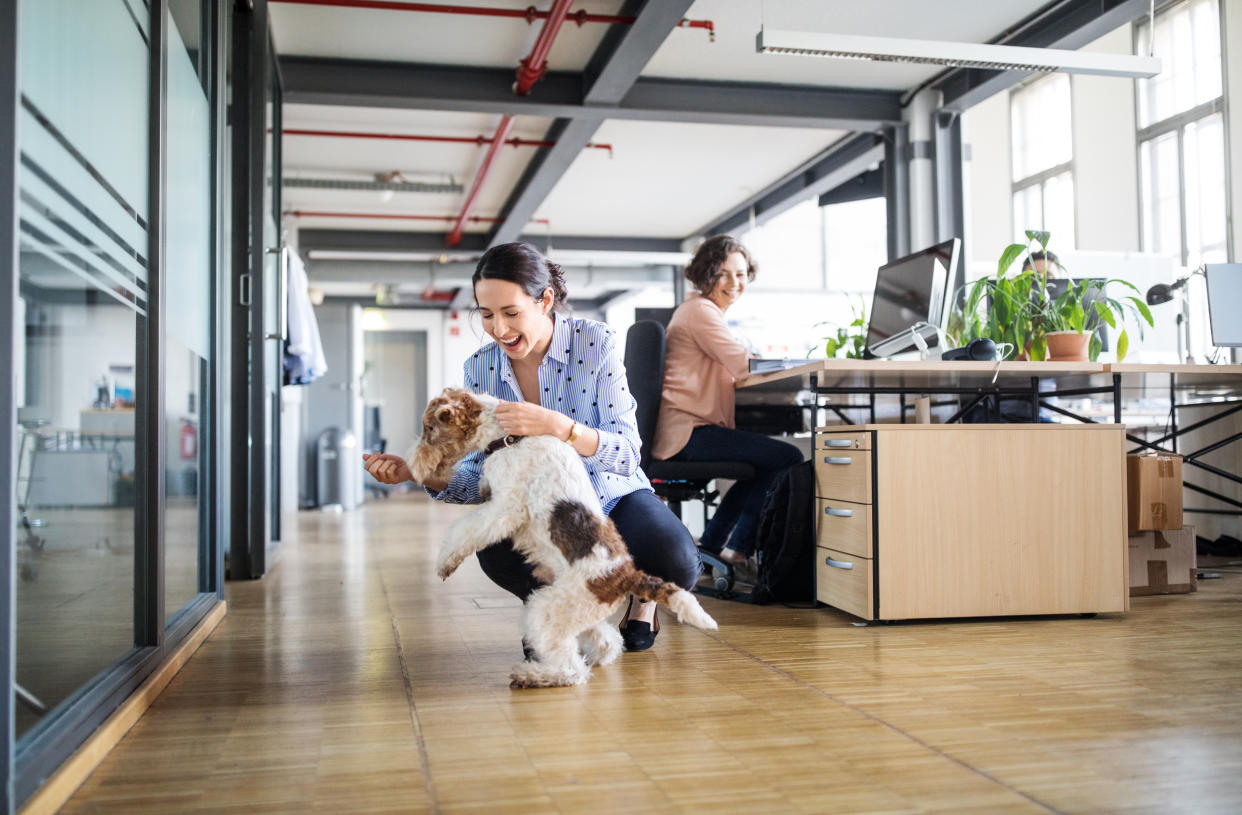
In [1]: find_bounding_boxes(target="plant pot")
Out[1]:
[1045,330,1090,361]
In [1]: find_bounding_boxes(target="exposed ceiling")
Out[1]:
[268,0,1130,303]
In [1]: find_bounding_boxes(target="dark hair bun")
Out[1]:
[473,242,570,308]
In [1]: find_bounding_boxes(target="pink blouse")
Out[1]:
[652,293,751,460]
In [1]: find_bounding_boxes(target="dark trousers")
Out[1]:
[667,425,803,557]
[476,489,700,601]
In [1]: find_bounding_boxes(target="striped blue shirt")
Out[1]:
[431,310,652,513]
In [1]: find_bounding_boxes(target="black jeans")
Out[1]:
[476,489,700,601]
[667,425,803,557]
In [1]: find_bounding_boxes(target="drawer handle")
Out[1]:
[825,557,854,570]
[824,507,854,517]
[825,439,853,448]
[823,456,853,465]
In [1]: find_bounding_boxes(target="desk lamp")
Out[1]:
[1146,267,1204,363]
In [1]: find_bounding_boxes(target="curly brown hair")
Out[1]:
[684,235,758,295]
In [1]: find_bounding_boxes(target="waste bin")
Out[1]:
[316,427,359,510]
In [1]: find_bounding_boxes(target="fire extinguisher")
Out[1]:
[180,419,197,460]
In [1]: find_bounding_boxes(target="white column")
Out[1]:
[904,88,940,250]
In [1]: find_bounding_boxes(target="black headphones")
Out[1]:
[941,337,997,361]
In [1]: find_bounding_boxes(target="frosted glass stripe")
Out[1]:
[165,17,212,361]
[20,107,148,260]
[20,193,148,308]
[18,227,147,316]
[20,0,149,221]
[20,162,146,284]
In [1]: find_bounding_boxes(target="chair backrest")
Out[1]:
[623,320,666,470]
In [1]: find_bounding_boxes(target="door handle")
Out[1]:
[824,557,854,570]
[823,456,852,464]
[824,507,854,517]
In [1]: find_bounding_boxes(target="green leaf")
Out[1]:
[1089,333,1102,362]
[997,243,1027,276]
[1127,296,1155,327]
[1116,329,1130,362]
[1094,300,1116,328]
[1025,230,1051,251]
[824,338,840,358]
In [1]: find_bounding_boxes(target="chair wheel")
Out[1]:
[714,576,730,591]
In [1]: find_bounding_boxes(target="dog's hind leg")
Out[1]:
[437,505,523,580]
[578,618,623,667]
[510,587,595,688]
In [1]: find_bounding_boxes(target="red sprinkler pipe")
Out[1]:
[513,0,573,96]
[445,1,570,246]
[267,1,716,40]
[284,209,550,226]
[281,127,613,156]
[445,114,514,247]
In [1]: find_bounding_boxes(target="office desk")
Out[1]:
[737,359,1116,424]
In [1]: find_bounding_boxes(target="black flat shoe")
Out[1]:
[619,597,660,652]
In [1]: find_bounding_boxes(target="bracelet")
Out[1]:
[565,421,581,444]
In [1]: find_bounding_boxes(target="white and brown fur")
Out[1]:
[409,387,717,688]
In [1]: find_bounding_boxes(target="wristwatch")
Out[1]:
[565,422,582,443]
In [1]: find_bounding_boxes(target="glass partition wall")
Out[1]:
[3,1,242,809]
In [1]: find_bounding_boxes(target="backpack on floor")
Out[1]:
[750,460,816,605]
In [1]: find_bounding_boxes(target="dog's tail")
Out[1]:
[623,571,717,631]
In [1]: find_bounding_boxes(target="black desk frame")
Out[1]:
[805,370,1240,519]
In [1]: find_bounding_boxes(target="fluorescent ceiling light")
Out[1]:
[756,29,1161,78]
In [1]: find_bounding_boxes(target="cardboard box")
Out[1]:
[1126,453,1183,534]
[1128,526,1197,596]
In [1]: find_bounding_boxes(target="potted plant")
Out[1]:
[815,297,867,359]
[949,230,1154,361]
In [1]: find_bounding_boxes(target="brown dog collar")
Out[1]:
[483,434,524,456]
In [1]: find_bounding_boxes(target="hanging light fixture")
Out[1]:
[755,29,1161,78]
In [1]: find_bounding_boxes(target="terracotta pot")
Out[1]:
[1045,330,1090,361]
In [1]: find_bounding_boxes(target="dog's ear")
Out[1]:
[436,406,453,424]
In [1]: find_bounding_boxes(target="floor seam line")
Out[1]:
[379,569,442,814]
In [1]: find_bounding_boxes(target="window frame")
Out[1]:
[1008,73,1077,246]
[1133,0,1233,265]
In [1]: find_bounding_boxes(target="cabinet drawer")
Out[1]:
[815,431,870,451]
[816,546,874,620]
[814,450,871,503]
[816,499,872,558]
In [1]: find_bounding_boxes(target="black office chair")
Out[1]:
[624,320,756,591]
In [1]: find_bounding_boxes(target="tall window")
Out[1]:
[1010,74,1075,247]
[1136,0,1227,266]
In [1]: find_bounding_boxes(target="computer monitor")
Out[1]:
[1205,263,1242,347]
[864,238,960,359]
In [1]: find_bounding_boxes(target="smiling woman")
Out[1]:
[654,235,804,577]
[363,242,702,654]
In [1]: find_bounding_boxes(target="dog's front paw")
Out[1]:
[435,550,465,580]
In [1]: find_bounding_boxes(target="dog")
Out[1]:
[409,387,718,688]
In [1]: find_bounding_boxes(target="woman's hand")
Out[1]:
[363,453,414,485]
[494,400,571,439]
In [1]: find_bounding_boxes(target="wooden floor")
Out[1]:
[60,493,1242,814]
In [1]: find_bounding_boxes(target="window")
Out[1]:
[1136,0,1228,266]
[1010,74,1075,248]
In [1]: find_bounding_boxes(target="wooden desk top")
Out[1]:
[736,359,1106,392]
[1106,363,1242,394]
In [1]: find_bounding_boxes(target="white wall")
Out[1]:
[963,91,1012,280]
[1072,25,1142,253]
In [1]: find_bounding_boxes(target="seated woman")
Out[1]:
[652,235,803,580]
[364,242,699,652]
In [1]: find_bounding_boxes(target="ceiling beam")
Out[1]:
[280,56,904,130]
[695,133,885,238]
[297,228,682,255]
[488,0,695,246]
[935,0,1151,112]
